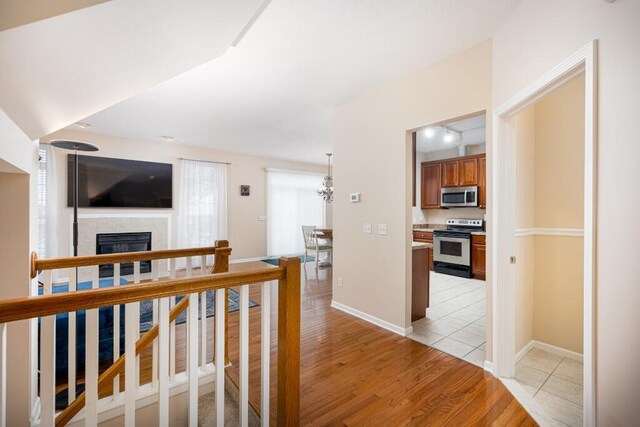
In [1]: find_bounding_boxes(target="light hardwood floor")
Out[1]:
[223,261,536,425]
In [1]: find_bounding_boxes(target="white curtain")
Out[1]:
[37,144,58,260]
[267,168,326,256]
[178,159,227,267]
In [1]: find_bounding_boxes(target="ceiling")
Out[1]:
[69,0,521,164]
[0,0,268,139]
[416,114,486,153]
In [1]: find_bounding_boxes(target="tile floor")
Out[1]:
[408,271,487,367]
[515,347,584,427]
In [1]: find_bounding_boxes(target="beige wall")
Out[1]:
[494,0,640,422]
[333,40,492,331]
[41,129,327,261]
[532,75,584,354]
[0,0,110,32]
[515,106,535,353]
[514,76,585,355]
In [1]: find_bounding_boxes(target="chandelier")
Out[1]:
[317,153,333,202]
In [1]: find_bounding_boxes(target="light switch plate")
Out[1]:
[350,192,361,203]
[258,215,267,221]
[363,223,372,234]
[378,224,387,235]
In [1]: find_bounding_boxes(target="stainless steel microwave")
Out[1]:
[440,186,478,208]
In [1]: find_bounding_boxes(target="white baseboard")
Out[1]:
[517,340,583,363]
[483,360,494,374]
[330,300,412,337]
[230,256,269,264]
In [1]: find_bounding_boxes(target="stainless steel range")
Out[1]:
[433,218,484,278]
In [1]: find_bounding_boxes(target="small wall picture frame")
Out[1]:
[240,185,250,196]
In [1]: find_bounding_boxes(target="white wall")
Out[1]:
[493,0,640,423]
[0,108,39,425]
[333,40,492,330]
[41,129,328,261]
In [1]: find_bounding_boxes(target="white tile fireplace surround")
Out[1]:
[71,214,171,282]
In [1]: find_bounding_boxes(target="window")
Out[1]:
[177,159,227,267]
[267,169,326,256]
[37,144,57,259]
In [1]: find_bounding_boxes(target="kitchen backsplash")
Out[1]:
[413,207,486,225]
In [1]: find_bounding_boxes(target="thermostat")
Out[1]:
[350,192,361,203]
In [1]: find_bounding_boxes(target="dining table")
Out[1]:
[314,228,333,241]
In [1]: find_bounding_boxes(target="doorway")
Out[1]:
[492,42,597,426]
[408,112,489,367]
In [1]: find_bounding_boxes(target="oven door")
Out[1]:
[433,234,471,266]
[440,186,478,207]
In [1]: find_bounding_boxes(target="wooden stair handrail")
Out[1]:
[30,245,226,278]
[55,240,232,426]
[0,267,284,324]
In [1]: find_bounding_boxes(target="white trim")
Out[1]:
[330,300,412,336]
[515,340,535,363]
[483,360,493,373]
[519,340,584,363]
[514,228,584,238]
[230,256,270,264]
[492,40,597,427]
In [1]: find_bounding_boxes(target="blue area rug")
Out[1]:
[261,255,314,266]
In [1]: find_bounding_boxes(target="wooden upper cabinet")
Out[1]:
[478,156,486,208]
[421,163,441,209]
[441,160,459,187]
[458,158,478,186]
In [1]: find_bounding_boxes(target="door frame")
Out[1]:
[491,41,597,426]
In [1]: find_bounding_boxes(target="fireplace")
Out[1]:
[96,232,152,278]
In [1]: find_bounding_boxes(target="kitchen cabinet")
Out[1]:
[412,245,430,322]
[441,160,460,187]
[478,156,486,209]
[420,153,486,206]
[458,158,479,186]
[471,234,486,280]
[413,230,434,271]
[421,163,441,209]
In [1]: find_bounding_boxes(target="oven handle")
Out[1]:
[434,236,470,243]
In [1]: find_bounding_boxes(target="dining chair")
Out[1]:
[302,225,332,270]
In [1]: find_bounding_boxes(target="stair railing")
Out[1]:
[0,242,301,427]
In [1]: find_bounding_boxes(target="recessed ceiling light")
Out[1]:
[424,127,435,138]
[75,122,91,129]
[444,131,455,143]
[161,136,175,142]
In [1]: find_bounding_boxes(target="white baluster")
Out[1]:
[39,270,55,427]
[0,323,6,427]
[134,261,141,391]
[113,263,121,401]
[152,260,159,389]
[261,281,271,427]
[200,255,208,371]
[187,293,198,427]
[125,262,141,426]
[158,297,170,427]
[85,267,100,426]
[169,259,176,381]
[68,268,77,405]
[186,257,193,277]
[215,288,226,426]
[239,285,249,427]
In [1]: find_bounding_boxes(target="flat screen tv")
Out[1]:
[67,155,173,208]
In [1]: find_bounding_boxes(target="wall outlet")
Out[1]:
[363,223,372,234]
[258,215,267,221]
[337,277,343,287]
[378,224,387,235]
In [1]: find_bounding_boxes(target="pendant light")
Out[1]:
[317,153,333,202]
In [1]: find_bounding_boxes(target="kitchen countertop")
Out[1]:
[413,225,486,236]
[412,241,432,250]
